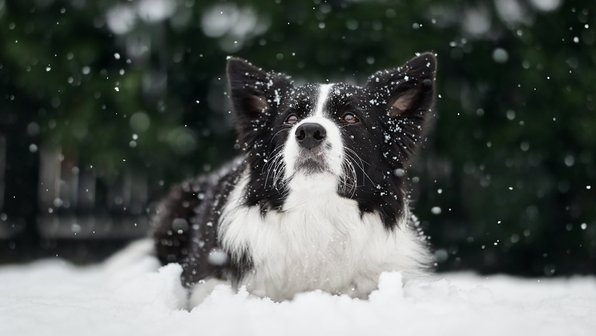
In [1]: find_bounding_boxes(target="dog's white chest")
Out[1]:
[248,196,379,298]
[218,173,430,300]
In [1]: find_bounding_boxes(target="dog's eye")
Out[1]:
[285,114,298,125]
[342,113,360,124]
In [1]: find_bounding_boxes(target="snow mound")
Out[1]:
[0,258,595,336]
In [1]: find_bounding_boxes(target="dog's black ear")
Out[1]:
[226,57,292,139]
[366,52,436,118]
[366,53,437,165]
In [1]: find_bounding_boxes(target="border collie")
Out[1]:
[152,53,437,304]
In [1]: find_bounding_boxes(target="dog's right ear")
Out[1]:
[226,58,293,137]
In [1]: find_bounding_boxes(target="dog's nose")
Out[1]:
[295,123,327,149]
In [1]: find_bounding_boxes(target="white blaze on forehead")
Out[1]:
[283,83,344,182]
[313,84,333,117]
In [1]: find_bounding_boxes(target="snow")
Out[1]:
[1,257,595,336]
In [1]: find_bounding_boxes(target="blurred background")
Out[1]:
[0,0,594,276]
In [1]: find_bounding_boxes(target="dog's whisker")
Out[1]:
[263,145,287,187]
[342,148,375,187]
[341,159,358,197]
[269,128,290,146]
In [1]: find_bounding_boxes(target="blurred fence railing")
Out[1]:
[36,145,151,239]
[0,135,151,244]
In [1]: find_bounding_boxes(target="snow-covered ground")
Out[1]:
[1,255,595,336]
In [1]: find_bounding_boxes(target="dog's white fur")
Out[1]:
[313,83,332,117]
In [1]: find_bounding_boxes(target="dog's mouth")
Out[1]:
[293,151,329,174]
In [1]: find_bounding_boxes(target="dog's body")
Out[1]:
[152,54,437,302]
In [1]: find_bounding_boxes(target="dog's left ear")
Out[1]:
[366,52,436,119]
[227,57,293,142]
[366,53,437,165]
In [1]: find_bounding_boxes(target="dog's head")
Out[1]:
[227,54,436,227]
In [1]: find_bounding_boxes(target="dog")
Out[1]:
[152,53,437,304]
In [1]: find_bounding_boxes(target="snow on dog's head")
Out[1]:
[226,54,436,227]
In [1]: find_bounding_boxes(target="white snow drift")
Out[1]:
[0,255,594,336]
